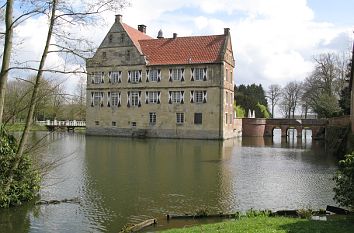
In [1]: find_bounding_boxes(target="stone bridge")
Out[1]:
[242,118,328,139]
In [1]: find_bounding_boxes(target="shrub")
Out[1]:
[333,152,354,210]
[256,103,270,119]
[0,125,41,208]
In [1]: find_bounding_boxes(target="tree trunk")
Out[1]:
[271,103,275,118]
[5,0,58,192]
[0,0,14,124]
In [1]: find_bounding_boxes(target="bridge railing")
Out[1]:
[43,120,86,127]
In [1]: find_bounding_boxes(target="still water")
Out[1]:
[0,130,338,232]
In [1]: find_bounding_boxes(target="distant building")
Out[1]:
[86,15,236,139]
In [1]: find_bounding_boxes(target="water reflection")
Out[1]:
[1,132,338,233]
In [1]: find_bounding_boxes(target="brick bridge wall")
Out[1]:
[242,118,328,139]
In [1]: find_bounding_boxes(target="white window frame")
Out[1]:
[93,92,102,106]
[149,112,156,126]
[131,70,140,83]
[148,91,158,104]
[194,91,203,103]
[149,69,158,82]
[194,68,204,81]
[94,73,102,84]
[171,91,182,103]
[131,91,139,106]
[176,112,184,124]
[111,71,121,83]
[172,68,182,81]
[111,92,119,106]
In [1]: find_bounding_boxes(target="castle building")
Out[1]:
[86,15,236,139]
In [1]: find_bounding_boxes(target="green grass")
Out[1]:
[5,123,47,132]
[161,216,354,233]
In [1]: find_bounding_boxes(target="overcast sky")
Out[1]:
[7,0,354,91]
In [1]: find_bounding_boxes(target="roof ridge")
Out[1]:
[138,34,225,42]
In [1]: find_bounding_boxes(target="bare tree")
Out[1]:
[0,0,14,124]
[267,84,281,118]
[4,0,129,193]
[280,81,302,119]
[302,52,350,118]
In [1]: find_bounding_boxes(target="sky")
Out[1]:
[5,0,354,91]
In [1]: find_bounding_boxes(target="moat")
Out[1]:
[0,131,338,232]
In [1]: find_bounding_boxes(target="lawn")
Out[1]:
[5,123,47,132]
[161,216,354,233]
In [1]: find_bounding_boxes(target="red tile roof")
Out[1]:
[139,35,226,65]
[122,23,152,54]
[121,22,227,65]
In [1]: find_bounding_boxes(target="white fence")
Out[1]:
[36,120,86,127]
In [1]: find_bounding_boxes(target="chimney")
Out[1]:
[224,28,230,35]
[157,29,164,39]
[138,25,147,34]
[173,33,177,39]
[115,14,122,23]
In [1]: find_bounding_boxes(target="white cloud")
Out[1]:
[6,0,353,93]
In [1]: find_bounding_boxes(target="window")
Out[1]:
[112,121,116,126]
[120,34,125,43]
[149,112,156,125]
[95,121,99,126]
[108,34,113,43]
[131,122,137,127]
[111,92,119,106]
[102,52,107,59]
[230,93,233,106]
[148,91,158,104]
[194,91,203,103]
[172,68,182,81]
[93,72,102,84]
[194,113,202,124]
[131,91,139,106]
[149,69,158,82]
[226,91,229,105]
[225,113,228,125]
[111,71,121,83]
[176,113,184,124]
[230,71,233,83]
[126,50,130,60]
[225,68,228,81]
[130,70,140,83]
[93,92,102,106]
[194,68,204,81]
[230,114,233,124]
[171,91,182,103]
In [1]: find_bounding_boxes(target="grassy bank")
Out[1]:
[162,216,354,233]
[5,123,47,132]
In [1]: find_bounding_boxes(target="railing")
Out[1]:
[37,120,86,127]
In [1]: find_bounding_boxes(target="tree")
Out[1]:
[301,52,349,118]
[267,84,281,118]
[280,81,302,118]
[339,86,350,115]
[2,0,129,207]
[234,84,269,118]
[256,102,270,118]
[333,152,354,210]
[0,0,14,124]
